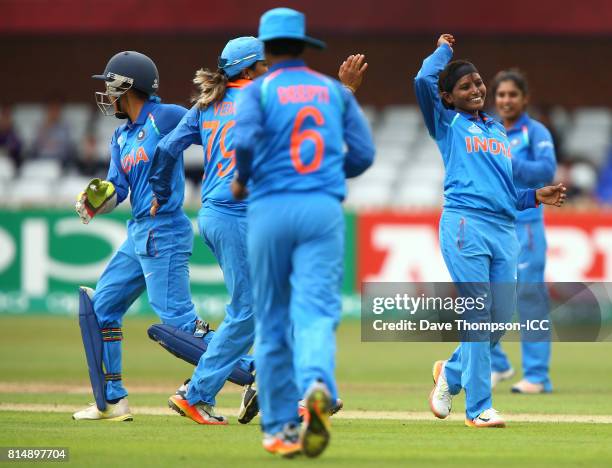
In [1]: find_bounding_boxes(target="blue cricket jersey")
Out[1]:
[506,113,556,223]
[107,98,188,219]
[150,80,250,215]
[414,44,537,221]
[233,59,375,201]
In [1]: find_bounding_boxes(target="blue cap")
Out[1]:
[218,37,265,79]
[258,8,325,49]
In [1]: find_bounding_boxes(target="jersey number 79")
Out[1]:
[203,120,236,178]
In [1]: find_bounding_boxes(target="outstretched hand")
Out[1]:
[437,34,455,50]
[339,54,368,93]
[536,183,567,207]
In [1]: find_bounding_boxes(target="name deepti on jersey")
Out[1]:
[277,84,330,105]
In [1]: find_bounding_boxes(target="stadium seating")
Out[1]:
[1,103,610,209]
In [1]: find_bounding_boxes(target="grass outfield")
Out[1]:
[1,316,612,466]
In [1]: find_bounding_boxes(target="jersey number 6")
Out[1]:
[290,106,325,174]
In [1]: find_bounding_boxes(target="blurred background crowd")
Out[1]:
[1,0,611,211]
[1,101,610,209]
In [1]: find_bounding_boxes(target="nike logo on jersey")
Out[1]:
[145,272,153,279]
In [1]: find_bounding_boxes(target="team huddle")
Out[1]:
[71,8,566,459]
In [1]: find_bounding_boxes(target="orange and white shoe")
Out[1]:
[298,397,343,421]
[429,360,452,419]
[465,408,506,428]
[300,382,332,458]
[262,423,302,458]
[167,380,227,425]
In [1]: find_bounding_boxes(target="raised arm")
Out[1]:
[414,35,455,139]
[338,54,368,94]
[342,86,375,178]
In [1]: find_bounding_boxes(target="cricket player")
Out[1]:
[414,34,565,428]
[232,7,375,457]
[148,36,267,425]
[73,51,214,421]
[489,69,556,394]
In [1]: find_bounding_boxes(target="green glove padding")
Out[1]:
[85,179,116,210]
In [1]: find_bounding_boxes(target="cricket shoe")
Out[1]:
[511,379,547,394]
[298,397,343,421]
[72,398,133,421]
[429,360,452,419]
[262,423,302,458]
[491,367,515,389]
[300,381,332,458]
[238,382,259,424]
[465,408,506,428]
[168,379,227,425]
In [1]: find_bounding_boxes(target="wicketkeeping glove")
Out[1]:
[75,178,117,224]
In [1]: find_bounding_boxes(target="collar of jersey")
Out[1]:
[268,58,306,72]
[457,109,495,125]
[128,100,155,128]
[227,79,252,89]
[505,112,530,133]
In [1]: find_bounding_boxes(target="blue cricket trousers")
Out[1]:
[248,192,343,434]
[186,205,255,406]
[92,211,199,401]
[439,209,519,419]
[491,220,552,391]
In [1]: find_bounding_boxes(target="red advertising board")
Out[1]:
[357,210,612,288]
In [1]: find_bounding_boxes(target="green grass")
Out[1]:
[1,316,612,466]
[1,413,611,467]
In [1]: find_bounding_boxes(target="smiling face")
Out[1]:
[495,79,528,123]
[442,72,486,114]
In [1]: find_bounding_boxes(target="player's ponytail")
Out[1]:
[193,68,229,109]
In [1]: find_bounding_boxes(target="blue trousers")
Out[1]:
[248,192,343,434]
[186,206,255,406]
[491,220,552,391]
[92,212,200,401]
[439,209,519,419]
